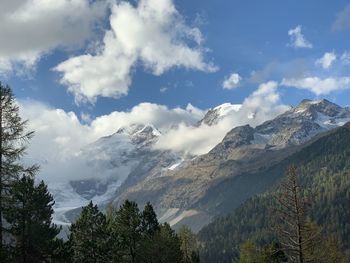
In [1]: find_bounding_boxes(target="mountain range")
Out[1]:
[51,99,350,233]
[198,121,350,262]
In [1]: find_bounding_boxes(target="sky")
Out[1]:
[2,0,350,181]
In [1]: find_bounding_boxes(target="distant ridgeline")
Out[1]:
[198,122,350,263]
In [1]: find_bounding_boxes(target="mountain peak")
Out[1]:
[197,103,241,126]
[292,99,343,117]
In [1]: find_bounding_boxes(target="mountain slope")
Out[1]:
[51,124,182,225]
[198,122,350,262]
[111,99,350,231]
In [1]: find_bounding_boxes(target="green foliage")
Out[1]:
[233,241,286,263]
[141,202,160,236]
[0,82,39,260]
[111,200,142,262]
[138,223,183,263]
[75,200,187,263]
[178,225,200,263]
[4,175,61,262]
[69,201,109,263]
[198,125,350,262]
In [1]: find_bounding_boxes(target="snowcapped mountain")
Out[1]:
[51,123,182,226]
[110,99,350,232]
[211,99,350,155]
[254,99,350,146]
[52,99,350,232]
[197,103,242,126]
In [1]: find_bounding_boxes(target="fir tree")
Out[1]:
[114,200,142,263]
[4,175,60,262]
[0,83,38,259]
[141,202,159,237]
[138,223,183,263]
[69,201,108,263]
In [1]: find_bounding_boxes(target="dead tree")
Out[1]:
[274,165,319,263]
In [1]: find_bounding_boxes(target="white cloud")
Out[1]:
[20,100,204,182]
[55,0,218,103]
[315,52,337,69]
[340,51,350,65]
[223,73,242,89]
[288,25,313,49]
[281,76,350,95]
[0,0,106,74]
[90,103,205,137]
[155,81,288,155]
[20,81,289,181]
[332,4,350,31]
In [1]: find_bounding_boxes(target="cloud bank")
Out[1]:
[155,81,289,155]
[20,80,290,181]
[55,0,218,103]
[281,76,350,95]
[20,101,205,182]
[0,0,105,74]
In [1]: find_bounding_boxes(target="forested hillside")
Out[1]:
[198,123,350,262]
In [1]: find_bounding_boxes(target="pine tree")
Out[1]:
[4,175,60,262]
[301,221,346,263]
[138,223,183,263]
[69,201,108,263]
[114,200,142,263]
[141,202,159,237]
[0,83,38,259]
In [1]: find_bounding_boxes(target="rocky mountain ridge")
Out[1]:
[52,99,350,232]
[110,99,350,231]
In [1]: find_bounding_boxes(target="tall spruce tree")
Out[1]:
[141,202,159,237]
[4,175,60,262]
[69,201,108,263]
[138,223,184,263]
[114,200,142,263]
[0,83,38,259]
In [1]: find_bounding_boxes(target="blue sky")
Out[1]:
[3,0,350,119]
[2,0,350,182]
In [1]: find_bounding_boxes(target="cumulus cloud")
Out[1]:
[332,4,350,31]
[288,25,313,49]
[281,76,350,95]
[315,52,337,69]
[155,81,289,155]
[0,0,105,74]
[20,100,205,182]
[223,73,242,89]
[55,0,218,103]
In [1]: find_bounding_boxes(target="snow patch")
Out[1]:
[167,160,184,170]
[214,103,242,117]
